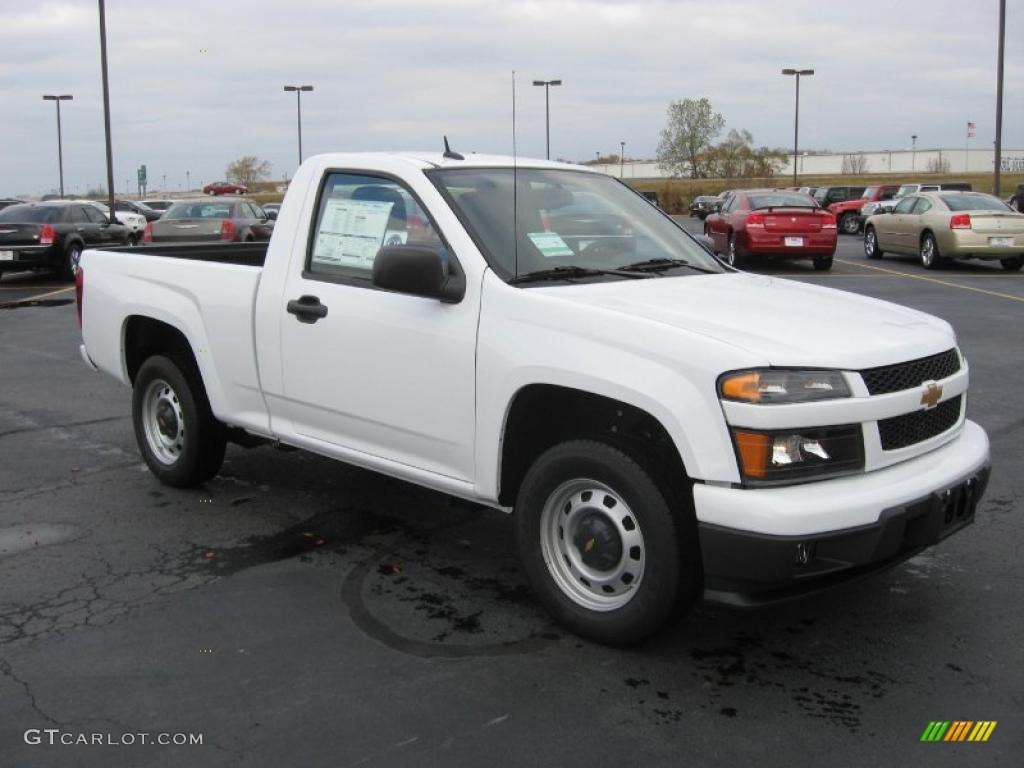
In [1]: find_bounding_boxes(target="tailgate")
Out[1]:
[151,218,224,242]
[0,224,43,245]
[969,213,1024,235]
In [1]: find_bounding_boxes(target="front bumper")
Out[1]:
[693,420,990,606]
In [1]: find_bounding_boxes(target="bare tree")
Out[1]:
[226,156,271,188]
[841,154,869,174]
[926,155,951,173]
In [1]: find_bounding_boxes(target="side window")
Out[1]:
[913,198,933,215]
[880,189,896,201]
[71,206,90,224]
[307,173,444,281]
[893,197,918,215]
[242,202,258,219]
[83,206,107,224]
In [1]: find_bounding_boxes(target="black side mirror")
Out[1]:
[266,210,277,221]
[372,245,465,303]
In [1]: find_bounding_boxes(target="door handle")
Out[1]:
[286,295,328,324]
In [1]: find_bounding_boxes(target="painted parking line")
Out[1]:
[835,259,1024,303]
[0,286,75,306]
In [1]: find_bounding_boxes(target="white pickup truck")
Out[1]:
[78,152,990,644]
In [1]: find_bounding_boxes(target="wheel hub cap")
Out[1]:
[573,512,623,571]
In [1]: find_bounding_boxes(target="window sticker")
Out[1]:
[313,198,394,267]
[527,231,574,257]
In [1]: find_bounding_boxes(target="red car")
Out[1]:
[827,184,900,235]
[703,189,837,270]
[202,181,248,196]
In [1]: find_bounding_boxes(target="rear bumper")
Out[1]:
[941,230,1024,258]
[693,420,990,606]
[740,232,836,257]
[0,244,59,271]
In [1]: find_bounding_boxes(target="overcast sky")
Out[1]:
[2,0,1021,197]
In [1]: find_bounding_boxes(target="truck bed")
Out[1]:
[108,241,269,267]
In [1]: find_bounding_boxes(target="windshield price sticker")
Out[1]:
[313,198,394,267]
[528,232,574,257]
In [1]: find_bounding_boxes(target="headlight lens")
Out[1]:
[719,369,851,404]
[731,425,864,485]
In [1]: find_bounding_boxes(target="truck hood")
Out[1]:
[538,272,955,369]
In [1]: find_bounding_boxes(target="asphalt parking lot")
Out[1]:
[1,229,1022,767]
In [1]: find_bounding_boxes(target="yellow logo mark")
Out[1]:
[584,538,595,553]
[920,381,943,409]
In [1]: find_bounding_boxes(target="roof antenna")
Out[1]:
[443,136,464,160]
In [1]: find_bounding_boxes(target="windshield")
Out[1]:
[942,193,1012,212]
[429,168,723,281]
[895,185,917,198]
[0,205,60,223]
[861,187,877,199]
[164,201,235,219]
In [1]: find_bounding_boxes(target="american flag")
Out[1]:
[966,121,976,138]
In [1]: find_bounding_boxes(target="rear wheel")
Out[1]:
[920,233,943,270]
[840,213,860,235]
[725,233,742,268]
[812,255,834,271]
[864,226,883,259]
[132,355,226,488]
[1000,256,1023,272]
[63,242,82,278]
[514,440,699,645]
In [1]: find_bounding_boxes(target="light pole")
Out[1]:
[186,170,191,192]
[97,0,116,214]
[911,135,917,171]
[162,173,166,192]
[531,79,561,160]
[619,141,625,178]
[993,0,1005,195]
[42,94,73,198]
[781,69,813,185]
[283,85,313,166]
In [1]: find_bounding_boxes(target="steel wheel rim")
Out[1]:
[843,216,859,234]
[921,237,935,266]
[142,378,185,465]
[539,479,645,612]
[865,230,876,256]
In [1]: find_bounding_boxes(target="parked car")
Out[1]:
[114,199,162,222]
[144,197,273,244]
[828,185,900,235]
[638,190,659,207]
[87,201,147,245]
[78,152,990,645]
[202,181,247,196]
[262,202,281,220]
[139,199,177,213]
[0,201,126,278]
[0,199,24,211]
[812,186,866,208]
[796,186,817,197]
[704,189,837,269]
[863,191,1023,271]
[688,195,720,219]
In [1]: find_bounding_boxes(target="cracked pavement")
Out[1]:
[1,240,1022,767]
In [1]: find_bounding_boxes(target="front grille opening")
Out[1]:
[861,349,960,395]
[878,395,962,451]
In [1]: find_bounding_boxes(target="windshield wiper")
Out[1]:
[616,258,717,274]
[508,265,652,284]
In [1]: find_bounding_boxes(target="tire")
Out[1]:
[514,440,700,645]
[920,232,943,270]
[725,232,742,268]
[840,213,860,235]
[132,355,226,488]
[812,255,834,271]
[1000,256,1023,272]
[864,226,883,259]
[63,241,82,279]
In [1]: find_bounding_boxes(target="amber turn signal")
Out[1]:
[733,430,770,478]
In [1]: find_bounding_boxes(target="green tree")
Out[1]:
[656,98,725,179]
[226,156,271,188]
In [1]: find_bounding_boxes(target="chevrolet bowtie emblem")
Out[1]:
[921,381,943,409]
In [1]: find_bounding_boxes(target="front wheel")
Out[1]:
[1000,256,1023,272]
[132,355,226,488]
[864,227,883,259]
[812,255,834,271]
[514,440,699,645]
[840,214,860,235]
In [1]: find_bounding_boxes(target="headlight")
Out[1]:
[719,369,851,404]
[731,425,864,485]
